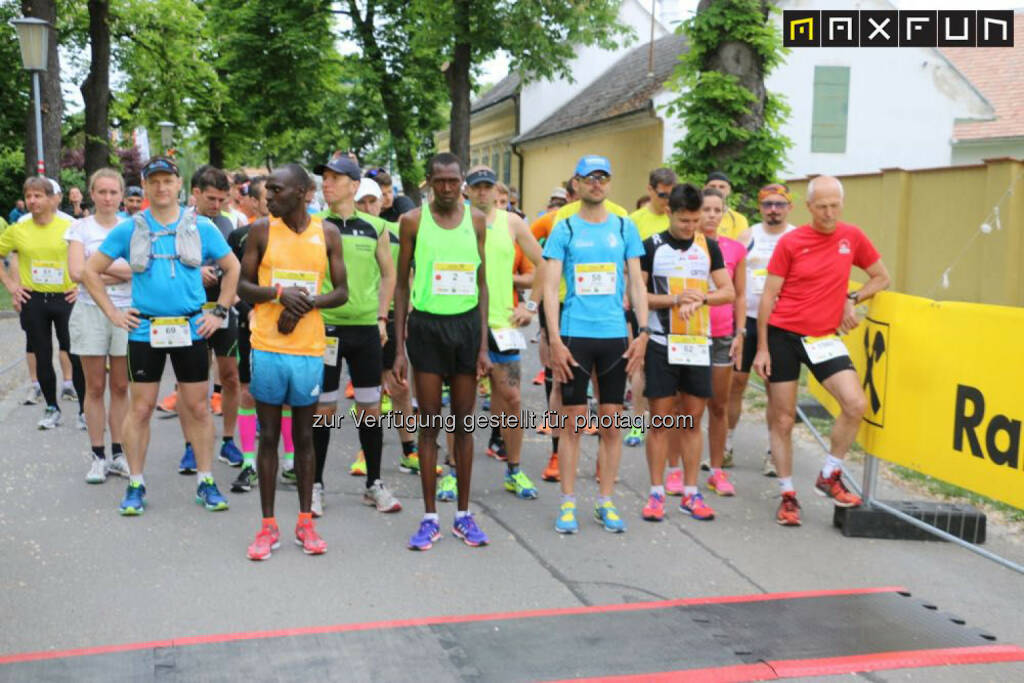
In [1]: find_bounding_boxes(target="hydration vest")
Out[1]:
[129,208,203,277]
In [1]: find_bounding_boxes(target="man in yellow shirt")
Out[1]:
[629,168,676,240]
[705,171,748,240]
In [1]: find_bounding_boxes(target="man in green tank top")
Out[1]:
[464,165,545,500]
[394,152,491,551]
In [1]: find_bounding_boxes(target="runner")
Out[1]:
[121,186,144,217]
[704,172,748,240]
[82,155,240,516]
[66,168,132,482]
[239,164,348,560]
[638,183,733,523]
[312,155,401,516]
[0,177,81,429]
[464,165,544,500]
[393,152,490,550]
[542,154,648,534]
[369,168,416,223]
[752,175,890,526]
[728,184,797,477]
[697,187,746,497]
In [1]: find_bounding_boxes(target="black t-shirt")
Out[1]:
[380,194,416,223]
[227,223,253,320]
[204,214,236,302]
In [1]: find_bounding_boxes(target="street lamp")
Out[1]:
[12,17,53,176]
[157,121,175,155]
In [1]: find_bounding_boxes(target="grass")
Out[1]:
[0,285,11,312]
[888,466,1024,525]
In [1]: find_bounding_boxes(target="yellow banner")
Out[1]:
[808,291,1023,510]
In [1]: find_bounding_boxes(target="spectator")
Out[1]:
[636,195,651,210]
[8,199,26,224]
[366,168,416,222]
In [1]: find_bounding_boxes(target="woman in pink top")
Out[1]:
[700,188,746,496]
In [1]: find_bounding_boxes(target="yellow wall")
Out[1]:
[518,115,664,218]
[785,158,1023,306]
[436,103,521,190]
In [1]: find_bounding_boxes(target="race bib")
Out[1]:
[323,336,339,367]
[149,317,192,348]
[202,302,229,330]
[271,269,318,297]
[801,335,848,364]
[432,262,476,295]
[575,263,616,296]
[31,260,64,286]
[750,268,768,295]
[667,334,710,366]
[492,328,527,352]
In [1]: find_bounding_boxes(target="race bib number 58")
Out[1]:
[575,263,616,296]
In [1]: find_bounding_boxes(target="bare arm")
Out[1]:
[511,214,544,323]
[472,208,491,378]
[375,226,396,320]
[841,258,890,333]
[732,255,747,333]
[391,210,419,386]
[236,220,271,304]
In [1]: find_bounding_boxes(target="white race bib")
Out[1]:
[492,328,527,352]
[324,336,339,367]
[149,317,192,348]
[202,302,229,330]
[431,262,476,295]
[31,260,64,286]
[750,268,768,295]
[667,334,710,366]
[574,262,616,296]
[271,269,318,297]
[801,335,848,364]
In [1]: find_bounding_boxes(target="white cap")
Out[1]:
[48,178,62,195]
[355,178,382,202]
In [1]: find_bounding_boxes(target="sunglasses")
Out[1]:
[656,191,671,199]
[366,168,386,178]
[578,174,611,186]
[760,201,788,209]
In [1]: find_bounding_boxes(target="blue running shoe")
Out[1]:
[481,396,490,411]
[409,518,442,551]
[441,385,450,407]
[452,513,489,547]
[218,440,243,467]
[436,474,457,502]
[196,478,229,511]
[119,483,146,515]
[555,501,578,534]
[178,444,196,474]
[594,500,626,533]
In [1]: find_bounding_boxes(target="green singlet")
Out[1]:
[318,209,386,326]
[411,204,479,315]
[484,209,515,330]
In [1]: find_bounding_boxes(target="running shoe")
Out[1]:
[665,469,684,496]
[409,518,441,551]
[295,518,327,555]
[436,474,457,502]
[441,385,450,407]
[680,492,715,521]
[37,407,61,430]
[707,470,736,496]
[280,463,297,484]
[108,455,130,478]
[381,394,393,414]
[486,439,507,461]
[86,457,107,484]
[478,377,490,396]
[364,479,402,512]
[481,395,490,411]
[76,413,87,431]
[504,469,538,499]
[60,384,78,402]
[762,450,777,477]
[344,380,355,399]
[119,483,146,516]
[156,391,177,415]
[700,458,711,472]
[531,369,545,386]
[231,464,258,492]
[555,501,578,534]
[594,501,626,533]
[196,478,229,511]
[814,470,862,507]
[536,421,552,435]
[776,492,802,526]
[247,523,280,561]
[349,451,367,476]
[218,440,243,467]
[23,384,42,405]
[210,392,222,416]
[542,453,560,482]
[624,426,644,447]
[453,513,489,546]
[398,450,421,474]
[311,482,324,518]
[178,444,196,474]
[642,492,665,522]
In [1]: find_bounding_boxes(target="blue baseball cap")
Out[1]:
[141,156,179,179]
[314,155,361,180]
[574,155,612,178]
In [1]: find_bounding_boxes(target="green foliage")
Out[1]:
[666,0,791,214]
[0,147,27,213]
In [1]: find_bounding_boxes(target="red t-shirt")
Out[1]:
[767,222,880,336]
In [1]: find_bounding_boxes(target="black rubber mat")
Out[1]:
[1,588,1020,682]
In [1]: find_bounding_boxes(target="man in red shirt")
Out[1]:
[752,176,890,526]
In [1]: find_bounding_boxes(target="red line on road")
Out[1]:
[0,586,904,665]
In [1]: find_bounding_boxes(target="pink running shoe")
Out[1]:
[680,492,715,521]
[707,470,736,497]
[642,492,665,522]
[665,469,684,496]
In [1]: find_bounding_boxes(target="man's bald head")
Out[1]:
[806,175,843,203]
[806,175,844,233]
[266,164,313,220]
[276,163,313,193]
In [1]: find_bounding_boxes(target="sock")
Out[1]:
[490,424,502,445]
[778,477,795,494]
[683,486,698,497]
[313,424,330,485]
[111,443,123,456]
[32,380,40,389]
[130,474,144,487]
[281,409,294,459]
[197,471,212,486]
[423,512,439,522]
[222,436,233,445]
[561,494,576,504]
[650,485,665,497]
[238,408,257,466]
[822,454,843,478]
[213,383,222,394]
[507,462,519,475]
[402,441,417,455]
[455,509,470,519]
[63,380,73,389]
[91,445,105,460]
[597,495,611,506]
[552,436,559,454]
[262,516,277,528]
[298,511,312,524]
[358,422,383,488]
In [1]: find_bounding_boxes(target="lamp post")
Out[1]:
[157,121,175,155]
[12,17,53,176]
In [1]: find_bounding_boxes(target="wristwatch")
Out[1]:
[211,304,229,319]
[847,291,860,303]
[637,326,651,335]
[525,300,538,313]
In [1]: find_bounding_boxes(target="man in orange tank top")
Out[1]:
[237,165,349,560]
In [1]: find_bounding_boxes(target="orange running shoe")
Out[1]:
[542,453,560,482]
[536,417,552,435]
[247,523,281,561]
[344,380,355,399]
[776,492,802,526]
[156,391,178,414]
[532,370,545,386]
[814,470,862,508]
[295,518,327,554]
[210,392,222,416]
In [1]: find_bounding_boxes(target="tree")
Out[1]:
[21,0,63,179]
[665,0,791,213]
[81,0,112,178]
[0,3,31,204]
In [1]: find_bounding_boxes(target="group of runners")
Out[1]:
[0,148,888,559]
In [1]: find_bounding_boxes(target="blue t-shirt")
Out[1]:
[542,214,644,339]
[99,209,231,342]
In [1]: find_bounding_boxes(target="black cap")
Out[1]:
[706,171,730,185]
[314,156,361,180]
[466,168,497,186]
[125,185,143,198]
[141,156,180,180]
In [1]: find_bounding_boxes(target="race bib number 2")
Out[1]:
[432,262,476,295]
[667,335,710,366]
[801,335,848,364]
[575,263,616,296]
[150,317,192,348]
[271,270,318,297]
